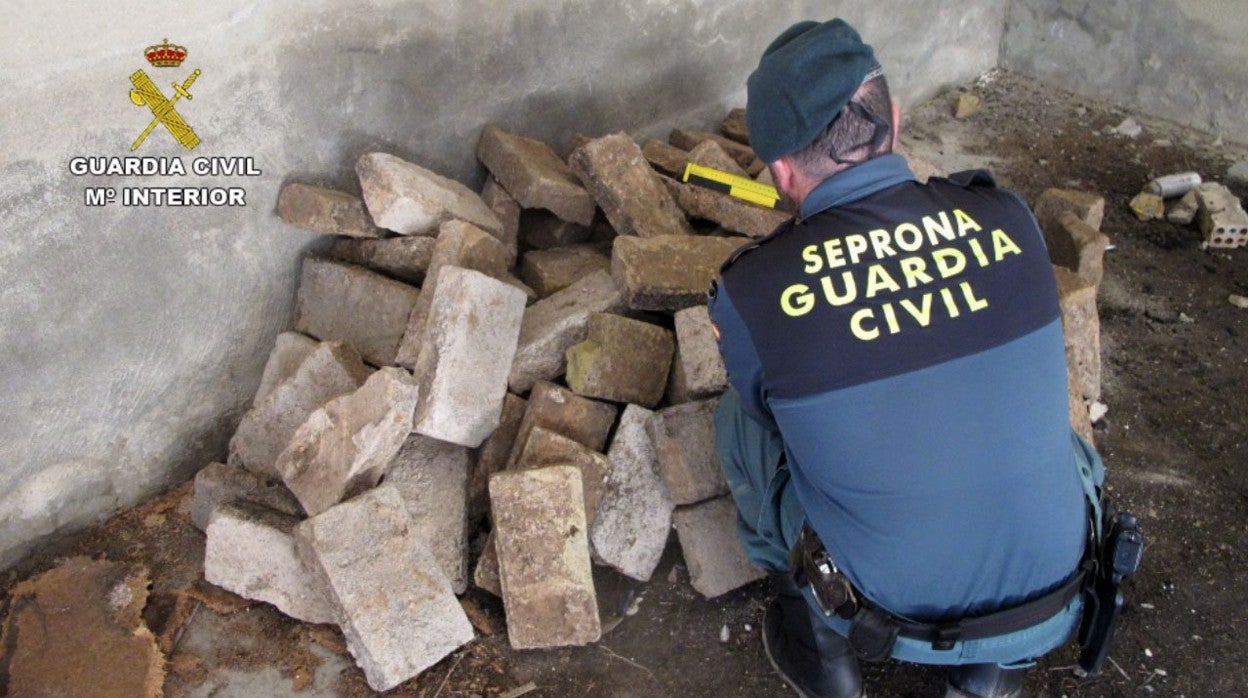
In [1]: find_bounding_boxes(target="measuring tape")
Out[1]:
[681,163,780,209]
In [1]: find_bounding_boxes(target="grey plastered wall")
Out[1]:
[0,0,1003,570]
[1002,0,1248,144]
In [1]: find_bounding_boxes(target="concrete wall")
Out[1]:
[1002,0,1248,144]
[0,1,1003,570]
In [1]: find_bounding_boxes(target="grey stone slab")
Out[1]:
[590,405,673,582]
[191,461,302,531]
[411,267,527,447]
[611,235,745,312]
[277,367,419,516]
[669,306,727,403]
[386,433,471,594]
[331,235,436,286]
[277,183,382,238]
[292,258,420,367]
[490,466,600,649]
[253,331,318,407]
[355,152,502,237]
[468,392,527,526]
[294,485,473,692]
[520,243,611,298]
[568,133,692,238]
[565,313,674,408]
[477,125,596,226]
[671,496,765,598]
[505,380,618,470]
[507,269,626,393]
[648,398,727,506]
[204,501,335,624]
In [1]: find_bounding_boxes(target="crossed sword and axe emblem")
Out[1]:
[129,68,202,151]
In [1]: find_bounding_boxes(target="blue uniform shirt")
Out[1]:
[710,155,1087,622]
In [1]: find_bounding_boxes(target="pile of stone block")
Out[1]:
[1125,171,1248,249]
[197,113,784,690]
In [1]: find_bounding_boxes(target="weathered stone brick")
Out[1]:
[590,405,673,582]
[520,243,611,298]
[1166,189,1200,225]
[204,501,335,624]
[411,267,527,447]
[1032,188,1106,233]
[562,133,595,162]
[663,177,789,238]
[721,108,749,144]
[669,129,762,174]
[253,331,318,406]
[648,398,727,506]
[355,152,502,236]
[490,466,600,649]
[514,426,610,522]
[278,183,382,238]
[566,313,674,408]
[386,434,471,594]
[277,367,419,516]
[1052,211,1111,287]
[612,235,745,311]
[1054,266,1101,403]
[519,209,593,249]
[229,340,370,480]
[468,392,527,526]
[477,125,596,226]
[1068,372,1094,446]
[331,235,436,286]
[293,258,420,367]
[480,175,521,253]
[568,133,693,238]
[642,139,689,176]
[672,497,766,598]
[687,140,747,177]
[508,269,626,393]
[295,486,473,691]
[505,380,618,470]
[668,306,728,403]
[191,461,301,531]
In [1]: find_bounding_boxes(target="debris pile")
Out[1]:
[1127,170,1248,249]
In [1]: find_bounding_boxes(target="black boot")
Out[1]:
[945,664,1024,698]
[761,574,864,698]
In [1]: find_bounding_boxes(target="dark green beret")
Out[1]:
[746,19,880,163]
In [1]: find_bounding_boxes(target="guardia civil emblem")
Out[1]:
[128,39,201,151]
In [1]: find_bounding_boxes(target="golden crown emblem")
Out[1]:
[144,38,187,68]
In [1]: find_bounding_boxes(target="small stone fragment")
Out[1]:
[295,486,473,692]
[508,269,626,393]
[480,175,521,253]
[514,426,611,521]
[1054,266,1101,403]
[490,466,601,649]
[1089,401,1109,423]
[278,183,381,238]
[721,107,750,144]
[566,313,675,408]
[277,367,420,516]
[668,306,728,403]
[520,243,612,298]
[292,258,421,367]
[1129,191,1165,221]
[1112,117,1143,138]
[663,177,789,238]
[1195,182,1248,248]
[1032,188,1106,232]
[331,235,436,286]
[191,461,302,531]
[1166,190,1200,225]
[386,434,471,594]
[612,235,745,311]
[569,132,693,238]
[506,380,618,469]
[591,405,674,582]
[672,496,766,598]
[643,139,690,176]
[1229,294,1248,309]
[204,501,336,624]
[648,398,727,505]
[687,140,747,177]
[355,152,502,236]
[474,531,502,597]
[953,93,982,119]
[254,331,318,406]
[469,393,527,525]
[1226,160,1248,186]
[477,125,596,226]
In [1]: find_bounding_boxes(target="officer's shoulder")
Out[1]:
[719,217,798,275]
[930,168,999,189]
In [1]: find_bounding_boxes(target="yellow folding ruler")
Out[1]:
[681,163,780,209]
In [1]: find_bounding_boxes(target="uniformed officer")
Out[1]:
[710,18,1102,698]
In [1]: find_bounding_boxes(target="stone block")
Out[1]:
[229,340,371,479]
[191,461,301,531]
[612,235,745,312]
[508,269,626,393]
[562,133,595,162]
[590,405,673,582]
[568,133,693,238]
[648,399,727,506]
[721,107,749,144]
[1048,212,1111,288]
[1068,371,1094,446]
[1032,188,1106,233]
[687,140,747,177]
[395,220,516,367]
[477,125,596,226]
[668,306,728,403]
[1129,191,1165,221]
[295,486,473,691]
[411,267,527,447]
[278,182,382,238]
[669,129,760,173]
[514,426,611,522]
[1196,182,1248,249]
[520,243,611,298]
[331,235,436,286]
[1167,189,1200,225]
[469,392,527,525]
[663,177,789,238]
[954,93,982,119]
[642,139,689,176]
[293,258,420,367]
[566,313,674,408]
[204,501,335,624]
[1054,266,1101,403]
[277,367,419,516]
[386,434,471,594]
[355,152,502,236]
[474,531,502,597]
[519,209,593,249]
[254,331,318,406]
[480,175,521,253]
[505,380,618,470]
[490,466,600,649]
[671,497,766,598]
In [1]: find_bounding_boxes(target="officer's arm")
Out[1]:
[708,280,779,431]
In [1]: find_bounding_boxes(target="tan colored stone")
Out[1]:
[642,139,689,176]
[668,306,728,403]
[687,140,747,177]
[1129,191,1165,221]
[292,258,420,367]
[954,93,982,119]
[469,392,527,525]
[480,175,521,253]
[1033,188,1106,232]
[569,132,693,238]
[648,398,726,505]
[356,152,502,236]
[477,125,596,226]
[514,426,610,522]
[278,183,381,238]
[1054,266,1101,403]
[669,129,759,172]
[721,107,749,144]
[565,313,674,408]
[663,177,789,238]
[506,380,618,469]
[520,243,611,298]
[612,234,746,311]
[191,461,301,531]
[1052,211,1111,287]
[253,331,318,406]
[331,235,436,286]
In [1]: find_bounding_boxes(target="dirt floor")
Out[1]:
[3,71,1246,697]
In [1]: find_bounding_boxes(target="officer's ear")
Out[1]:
[890,100,901,151]
[770,158,796,198]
